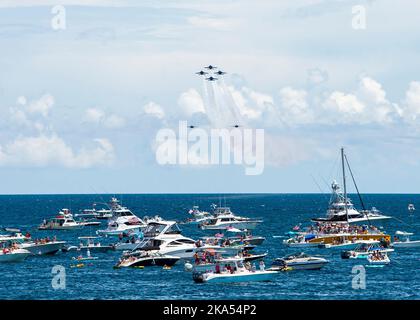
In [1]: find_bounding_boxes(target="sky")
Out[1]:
[0,0,420,194]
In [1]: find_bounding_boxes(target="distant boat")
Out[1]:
[408,204,415,213]
[392,231,420,248]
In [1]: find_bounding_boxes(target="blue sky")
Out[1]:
[0,0,420,194]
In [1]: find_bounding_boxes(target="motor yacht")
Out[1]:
[200,207,262,231]
[39,209,82,230]
[184,206,214,224]
[96,198,146,236]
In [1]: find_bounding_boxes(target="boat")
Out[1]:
[0,230,65,255]
[199,207,263,231]
[128,220,199,259]
[341,241,394,259]
[184,206,214,224]
[113,233,144,251]
[367,252,390,264]
[408,204,415,213]
[114,251,180,268]
[192,257,276,283]
[63,236,114,252]
[311,148,391,224]
[96,198,147,236]
[318,238,379,250]
[392,231,420,248]
[268,253,329,271]
[0,247,31,262]
[38,209,82,230]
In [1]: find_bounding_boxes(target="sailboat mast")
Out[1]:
[341,147,349,221]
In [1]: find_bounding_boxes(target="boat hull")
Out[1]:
[201,221,261,231]
[21,241,66,255]
[392,241,420,248]
[117,256,179,268]
[0,249,31,262]
[193,271,276,283]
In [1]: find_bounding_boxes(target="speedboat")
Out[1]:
[115,251,180,268]
[64,236,114,253]
[341,241,394,259]
[200,207,262,231]
[0,230,65,255]
[392,231,420,248]
[367,252,390,265]
[192,257,275,283]
[0,247,31,262]
[38,209,82,230]
[269,253,329,271]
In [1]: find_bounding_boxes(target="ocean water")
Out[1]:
[0,193,419,300]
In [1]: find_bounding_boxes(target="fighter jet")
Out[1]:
[205,76,218,81]
[195,70,208,76]
[231,124,241,128]
[188,125,197,129]
[204,65,217,70]
[214,70,227,75]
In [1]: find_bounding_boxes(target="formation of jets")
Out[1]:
[196,65,227,81]
[190,65,240,128]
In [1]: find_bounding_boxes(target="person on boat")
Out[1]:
[251,263,256,272]
[194,252,200,264]
[259,260,265,271]
[215,263,221,274]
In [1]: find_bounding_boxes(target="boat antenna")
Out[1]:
[341,147,349,222]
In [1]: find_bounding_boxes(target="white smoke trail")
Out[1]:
[219,77,244,125]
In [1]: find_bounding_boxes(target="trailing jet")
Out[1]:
[196,70,208,75]
[214,70,227,75]
[204,65,217,70]
[205,76,218,81]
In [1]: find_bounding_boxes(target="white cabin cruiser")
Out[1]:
[200,207,262,231]
[39,209,82,230]
[392,231,420,248]
[129,221,198,259]
[96,199,146,236]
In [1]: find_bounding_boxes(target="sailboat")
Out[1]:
[312,148,391,224]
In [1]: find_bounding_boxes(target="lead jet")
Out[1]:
[204,65,217,70]
[205,76,218,81]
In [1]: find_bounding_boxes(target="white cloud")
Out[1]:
[84,108,105,123]
[103,114,126,128]
[0,135,114,168]
[401,81,420,121]
[143,101,165,119]
[83,108,126,128]
[16,96,27,105]
[307,68,328,85]
[279,86,312,125]
[178,88,205,117]
[26,94,54,117]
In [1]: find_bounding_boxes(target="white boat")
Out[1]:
[341,241,394,259]
[96,198,146,236]
[64,236,114,252]
[408,204,415,213]
[72,249,98,261]
[392,231,420,248]
[192,257,276,283]
[319,238,379,250]
[115,251,180,268]
[184,206,214,225]
[269,253,329,270]
[39,209,82,230]
[311,149,391,224]
[129,221,199,259]
[20,240,66,255]
[367,252,390,264]
[200,207,262,231]
[0,248,31,262]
